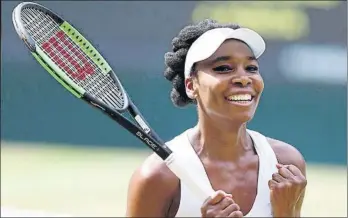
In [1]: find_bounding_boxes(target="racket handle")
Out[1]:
[164,152,215,203]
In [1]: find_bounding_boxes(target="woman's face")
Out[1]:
[188,39,264,123]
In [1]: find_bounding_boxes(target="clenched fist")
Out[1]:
[269,163,307,217]
[201,190,243,217]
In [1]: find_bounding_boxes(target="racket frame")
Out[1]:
[12,1,170,158]
[12,1,216,202]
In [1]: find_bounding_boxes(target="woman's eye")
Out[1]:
[246,65,259,72]
[213,65,232,73]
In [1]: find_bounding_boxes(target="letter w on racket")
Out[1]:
[42,30,94,80]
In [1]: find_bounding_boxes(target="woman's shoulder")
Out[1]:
[266,136,307,174]
[249,129,306,166]
[129,128,192,190]
[127,152,180,214]
[130,152,179,194]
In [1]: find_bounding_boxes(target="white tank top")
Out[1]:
[165,128,278,217]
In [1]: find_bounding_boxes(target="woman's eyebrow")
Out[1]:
[209,55,256,65]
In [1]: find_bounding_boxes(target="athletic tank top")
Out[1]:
[165,128,278,217]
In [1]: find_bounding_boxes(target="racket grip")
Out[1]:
[164,152,215,203]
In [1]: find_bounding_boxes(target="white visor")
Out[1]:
[184,27,266,79]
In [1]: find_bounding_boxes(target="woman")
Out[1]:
[126,19,307,217]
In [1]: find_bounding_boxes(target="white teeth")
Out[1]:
[227,94,252,101]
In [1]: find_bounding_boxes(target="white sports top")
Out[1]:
[165,128,278,217]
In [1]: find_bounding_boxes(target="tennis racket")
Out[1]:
[12,2,215,202]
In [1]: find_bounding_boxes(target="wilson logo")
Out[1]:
[42,31,94,80]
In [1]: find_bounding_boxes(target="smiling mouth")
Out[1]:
[225,94,254,105]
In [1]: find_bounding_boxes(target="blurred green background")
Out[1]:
[1,1,347,217]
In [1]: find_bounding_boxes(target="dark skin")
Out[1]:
[126,39,307,217]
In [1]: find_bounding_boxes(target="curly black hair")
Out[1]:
[164,19,241,108]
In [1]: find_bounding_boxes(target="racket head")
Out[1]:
[12,2,129,111]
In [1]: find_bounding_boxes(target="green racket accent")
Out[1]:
[35,46,86,95]
[32,52,82,98]
[60,21,111,75]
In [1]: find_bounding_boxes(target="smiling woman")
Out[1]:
[125,19,308,217]
[181,27,265,125]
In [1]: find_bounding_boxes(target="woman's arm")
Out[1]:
[268,138,307,217]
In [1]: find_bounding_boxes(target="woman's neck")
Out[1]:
[190,112,254,162]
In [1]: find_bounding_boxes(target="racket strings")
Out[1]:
[22,9,55,44]
[21,8,96,83]
[22,8,99,87]
[89,74,124,109]
[21,7,125,109]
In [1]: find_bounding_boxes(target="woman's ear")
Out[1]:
[185,77,198,99]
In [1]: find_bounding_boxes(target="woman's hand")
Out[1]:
[269,164,307,217]
[201,190,243,217]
